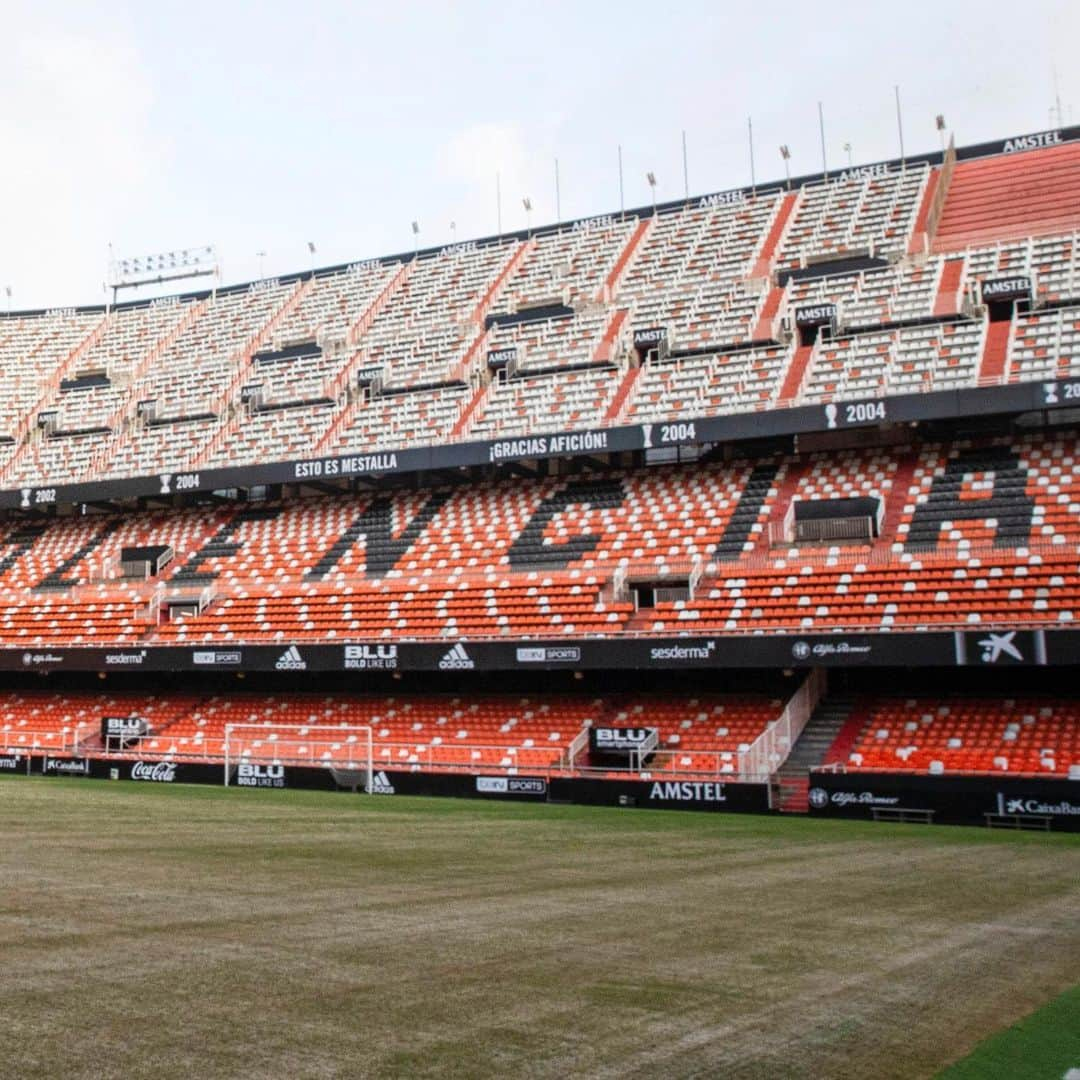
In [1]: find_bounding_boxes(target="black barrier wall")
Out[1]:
[806,771,1080,831]
[7,756,770,814]
[11,754,1080,826]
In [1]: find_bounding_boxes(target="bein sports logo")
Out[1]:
[275,646,307,671]
[978,631,1023,664]
[808,787,830,809]
[438,643,475,670]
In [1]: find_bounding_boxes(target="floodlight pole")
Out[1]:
[748,117,756,196]
[682,129,689,204]
[618,145,625,221]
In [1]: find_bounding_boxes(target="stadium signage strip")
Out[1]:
[5,756,771,814]
[806,772,1080,831]
[1,380,1070,510]
[1,629,1075,673]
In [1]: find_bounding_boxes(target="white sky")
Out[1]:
[1,0,1078,309]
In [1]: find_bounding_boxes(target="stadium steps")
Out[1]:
[775,695,856,812]
[751,191,799,278]
[907,166,942,255]
[472,239,532,322]
[604,217,653,299]
[449,384,488,437]
[932,141,1080,251]
[932,257,966,316]
[592,309,629,364]
[977,318,1012,383]
[878,456,918,540]
[604,365,640,422]
[751,286,785,341]
[778,343,814,403]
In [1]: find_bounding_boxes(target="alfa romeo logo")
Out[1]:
[808,787,829,809]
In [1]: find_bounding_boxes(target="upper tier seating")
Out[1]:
[353,242,515,389]
[1007,307,1080,382]
[776,164,929,268]
[467,368,620,438]
[0,139,1079,487]
[963,232,1080,305]
[0,310,104,480]
[785,258,945,327]
[619,194,781,349]
[100,282,298,479]
[0,432,1074,645]
[487,217,635,314]
[832,696,1080,777]
[798,320,986,402]
[625,344,793,421]
[933,140,1080,251]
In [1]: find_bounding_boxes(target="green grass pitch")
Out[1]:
[1,776,1078,1078]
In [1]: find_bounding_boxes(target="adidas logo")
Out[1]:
[369,770,395,795]
[438,643,475,670]
[275,645,307,671]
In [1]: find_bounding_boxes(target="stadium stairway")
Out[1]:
[977,318,1012,383]
[774,695,856,812]
[932,258,966,316]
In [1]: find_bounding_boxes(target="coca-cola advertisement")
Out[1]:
[129,761,178,783]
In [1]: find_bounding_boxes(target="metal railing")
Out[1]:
[738,668,826,784]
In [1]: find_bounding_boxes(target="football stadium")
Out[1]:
[2,5,1080,1076]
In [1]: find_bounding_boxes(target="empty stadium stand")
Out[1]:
[0,689,782,777]
[0,131,1076,491]
[0,126,1077,820]
[0,431,1072,646]
[826,696,1080,777]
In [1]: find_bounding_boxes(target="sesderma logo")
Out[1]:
[438,643,475,670]
[275,646,307,671]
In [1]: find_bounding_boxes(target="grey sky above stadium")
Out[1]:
[2,0,1077,309]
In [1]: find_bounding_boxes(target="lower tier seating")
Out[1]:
[0,690,781,776]
[828,696,1080,777]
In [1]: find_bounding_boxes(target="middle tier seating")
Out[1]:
[0,432,1074,645]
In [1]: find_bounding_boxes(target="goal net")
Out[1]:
[223,723,373,793]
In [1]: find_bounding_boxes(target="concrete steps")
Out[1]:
[775,695,856,812]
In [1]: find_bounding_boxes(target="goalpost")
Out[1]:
[223,723,374,793]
